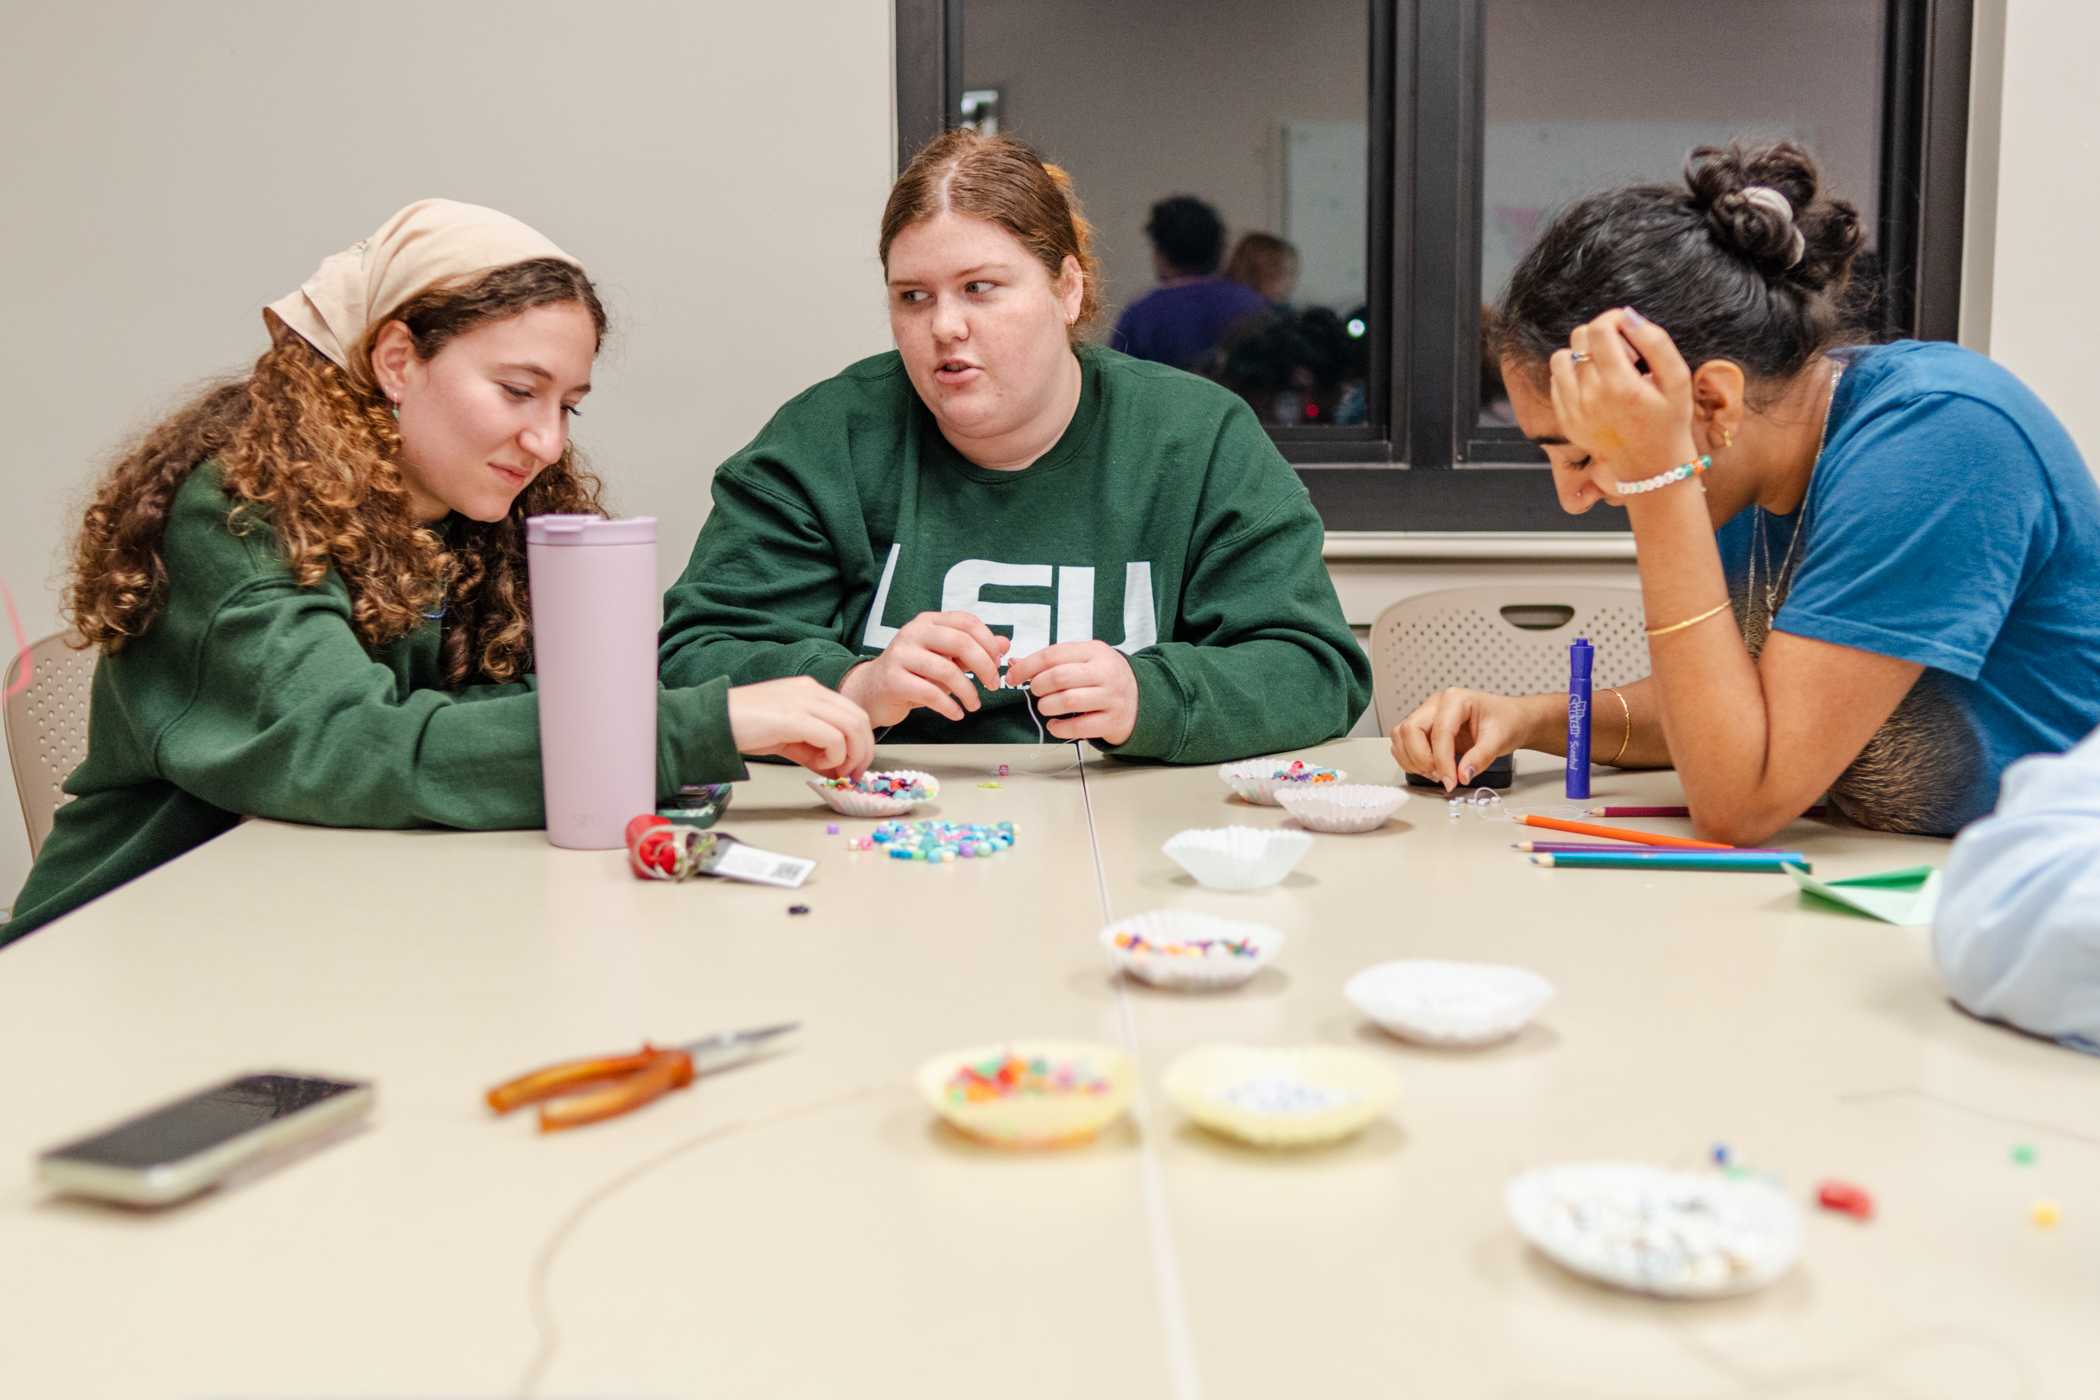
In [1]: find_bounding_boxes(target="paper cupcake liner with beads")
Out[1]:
[1216,757,1348,806]
[1098,909,1285,990]
[916,1040,1135,1148]
[1505,1162,1803,1298]
[808,768,940,817]
[1163,1044,1399,1147]
[1345,959,1555,1046]
[1276,782,1409,834]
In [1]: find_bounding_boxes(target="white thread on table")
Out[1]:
[1077,750,1205,1400]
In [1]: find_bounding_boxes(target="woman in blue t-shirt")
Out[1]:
[1391,140,2100,843]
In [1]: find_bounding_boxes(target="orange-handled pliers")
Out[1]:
[485,1022,797,1132]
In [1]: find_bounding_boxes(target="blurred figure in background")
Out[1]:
[1112,194,1269,371]
[1224,232,1301,308]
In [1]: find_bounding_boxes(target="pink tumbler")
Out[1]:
[526,515,659,848]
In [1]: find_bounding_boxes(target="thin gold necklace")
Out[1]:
[1749,363,1844,624]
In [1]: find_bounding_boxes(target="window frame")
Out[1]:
[895,0,1972,533]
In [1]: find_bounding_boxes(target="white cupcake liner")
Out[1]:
[1164,1044,1400,1147]
[1162,826,1314,892]
[1217,758,1349,806]
[1345,959,1555,1047]
[1276,782,1409,834]
[1506,1162,1803,1298]
[915,1040,1135,1148]
[1098,909,1284,991]
[808,768,939,817]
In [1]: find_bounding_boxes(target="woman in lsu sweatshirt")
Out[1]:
[660,131,1371,762]
[5,200,871,946]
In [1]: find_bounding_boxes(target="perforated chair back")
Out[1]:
[1369,586,1650,730]
[4,634,97,859]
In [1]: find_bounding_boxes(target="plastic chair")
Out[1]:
[1368,586,1650,731]
[4,634,97,859]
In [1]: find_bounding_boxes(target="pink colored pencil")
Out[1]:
[1515,840,1794,855]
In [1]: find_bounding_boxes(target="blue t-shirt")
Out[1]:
[1716,341,2100,835]
[1110,278,1270,372]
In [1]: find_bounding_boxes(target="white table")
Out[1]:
[2,741,2092,1398]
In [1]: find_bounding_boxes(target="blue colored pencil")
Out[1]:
[1529,850,1810,873]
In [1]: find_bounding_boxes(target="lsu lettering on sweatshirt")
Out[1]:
[660,345,1371,760]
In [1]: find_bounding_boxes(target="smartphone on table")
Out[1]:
[1404,752,1514,790]
[36,1071,373,1206]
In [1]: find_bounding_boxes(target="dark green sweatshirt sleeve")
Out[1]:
[161,574,745,829]
[660,464,863,691]
[1103,409,1372,764]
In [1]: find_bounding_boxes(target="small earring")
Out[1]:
[388,396,400,422]
[1717,427,1734,451]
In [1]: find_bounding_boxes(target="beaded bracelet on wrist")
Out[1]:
[1612,454,1711,496]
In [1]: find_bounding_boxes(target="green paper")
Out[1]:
[1784,863,1941,926]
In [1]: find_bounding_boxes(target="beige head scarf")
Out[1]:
[265,198,580,370]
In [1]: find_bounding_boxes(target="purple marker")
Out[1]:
[1565,636,1593,800]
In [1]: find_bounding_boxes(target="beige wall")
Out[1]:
[0,0,895,908]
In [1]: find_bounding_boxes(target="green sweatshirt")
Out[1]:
[660,345,1370,760]
[4,464,745,947]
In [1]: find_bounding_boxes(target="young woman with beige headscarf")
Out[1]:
[4,200,870,945]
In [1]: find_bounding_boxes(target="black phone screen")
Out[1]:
[46,1074,363,1169]
[1404,753,1515,789]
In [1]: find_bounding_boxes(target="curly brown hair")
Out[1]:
[65,257,608,686]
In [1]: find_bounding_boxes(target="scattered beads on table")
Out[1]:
[1112,931,1262,960]
[2011,1143,2037,1166]
[824,824,840,835]
[1815,1180,1874,1221]
[788,904,811,916]
[2031,1199,2061,1228]
[997,763,1011,777]
[1711,1143,1731,1167]
[848,819,1018,861]
[1216,1075,1358,1116]
[945,1052,1111,1104]
[1272,760,1339,785]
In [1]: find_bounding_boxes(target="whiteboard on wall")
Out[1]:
[1480,121,1841,300]
[1282,119,1367,314]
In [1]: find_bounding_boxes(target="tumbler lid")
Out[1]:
[525,514,657,545]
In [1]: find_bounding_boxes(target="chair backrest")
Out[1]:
[1368,586,1650,731]
[4,633,97,859]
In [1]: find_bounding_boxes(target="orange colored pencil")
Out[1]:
[1511,813,1735,849]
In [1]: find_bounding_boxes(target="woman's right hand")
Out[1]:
[726,677,875,779]
[1390,689,1553,791]
[839,611,1010,728]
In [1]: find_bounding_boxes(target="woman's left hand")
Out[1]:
[1004,641,1139,745]
[1548,308,1700,491]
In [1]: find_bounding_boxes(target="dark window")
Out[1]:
[896,0,1971,532]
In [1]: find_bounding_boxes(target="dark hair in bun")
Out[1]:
[1494,139,1868,388]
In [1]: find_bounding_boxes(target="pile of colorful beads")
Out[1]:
[1111,930,1263,960]
[1272,760,1340,785]
[844,819,1017,861]
[944,1052,1114,1104]
[815,772,938,801]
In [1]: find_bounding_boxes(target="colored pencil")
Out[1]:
[1586,805,1828,820]
[1510,813,1734,849]
[1530,851,1809,872]
[1514,840,1796,855]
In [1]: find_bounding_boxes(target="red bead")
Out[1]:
[1816,1180,1874,1220]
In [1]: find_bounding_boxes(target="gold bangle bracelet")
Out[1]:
[1603,686,1632,764]
[1644,600,1732,639]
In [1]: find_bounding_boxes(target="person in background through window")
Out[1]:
[1111,195,1270,371]
[1224,232,1301,309]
